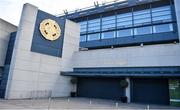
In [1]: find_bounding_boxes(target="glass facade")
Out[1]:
[117,29,133,37]
[152,6,172,23]
[102,31,115,39]
[134,26,152,35]
[102,16,116,31]
[88,19,100,33]
[153,23,173,33]
[87,33,100,41]
[133,9,151,26]
[117,13,133,28]
[80,35,86,42]
[79,21,87,34]
[79,5,174,42]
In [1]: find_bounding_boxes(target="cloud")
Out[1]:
[0,0,125,25]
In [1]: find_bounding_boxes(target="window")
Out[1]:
[87,33,100,41]
[79,21,87,33]
[134,26,152,35]
[117,29,133,37]
[102,31,115,39]
[152,5,172,22]
[88,18,100,33]
[117,12,133,28]
[78,5,174,44]
[134,9,151,26]
[153,23,173,33]
[102,16,116,31]
[80,35,86,42]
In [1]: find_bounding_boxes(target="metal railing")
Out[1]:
[57,0,127,17]
[57,0,161,17]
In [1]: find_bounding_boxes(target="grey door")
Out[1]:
[131,78,169,105]
[77,77,125,100]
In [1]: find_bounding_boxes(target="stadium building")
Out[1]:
[0,0,180,106]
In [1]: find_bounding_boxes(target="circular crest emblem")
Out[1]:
[39,19,61,41]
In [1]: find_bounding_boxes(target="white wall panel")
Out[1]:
[0,19,17,66]
[73,44,180,68]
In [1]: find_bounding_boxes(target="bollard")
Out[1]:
[115,102,118,107]
[90,100,92,105]
[48,97,52,110]
[147,105,150,110]
[68,98,70,103]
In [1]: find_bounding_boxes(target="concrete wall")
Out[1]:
[4,3,79,99]
[0,19,17,67]
[73,43,180,68]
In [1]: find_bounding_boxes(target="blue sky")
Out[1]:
[0,0,124,26]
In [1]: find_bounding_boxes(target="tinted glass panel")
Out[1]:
[152,15,171,22]
[78,5,174,44]
[79,21,87,33]
[117,12,132,28]
[134,26,152,35]
[134,9,150,15]
[88,19,100,32]
[88,33,100,41]
[152,6,171,12]
[117,21,132,28]
[117,13,132,18]
[102,16,115,30]
[117,17,132,22]
[117,29,133,37]
[152,5,172,22]
[153,23,173,33]
[134,18,151,24]
[152,10,171,17]
[80,35,86,42]
[102,24,116,30]
[134,9,151,26]
[102,31,115,39]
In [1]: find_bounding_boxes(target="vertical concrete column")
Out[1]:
[125,77,131,103]
[174,0,180,40]
[5,3,38,99]
[60,20,80,96]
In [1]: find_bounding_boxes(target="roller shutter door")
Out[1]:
[77,77,125,100]
[131,78,169,105]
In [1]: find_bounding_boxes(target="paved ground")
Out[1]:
[0,97,180,110]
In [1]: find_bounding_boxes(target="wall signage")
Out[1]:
[39,19,61,41]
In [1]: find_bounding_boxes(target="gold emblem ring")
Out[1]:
[39,19,61,41]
